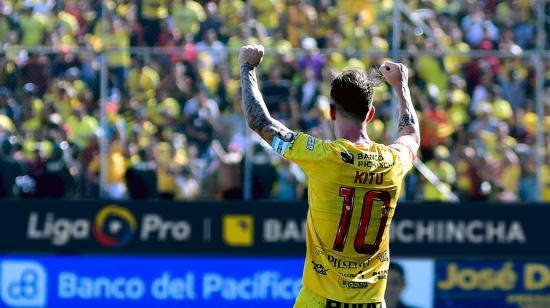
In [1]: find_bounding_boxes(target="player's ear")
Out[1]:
[366,106,376,123]
[330,104,336,121]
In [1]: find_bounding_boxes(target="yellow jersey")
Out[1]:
[272,132,413,303]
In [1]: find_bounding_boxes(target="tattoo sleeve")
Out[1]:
[240,63,291,143]
[393,83,420,156]
[398,114,416,132]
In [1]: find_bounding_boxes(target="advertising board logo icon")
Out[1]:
[92,205,137,248]
[0,261,47,307]
[223,215,254,247]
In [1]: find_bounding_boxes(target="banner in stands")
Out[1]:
[0,200,548,257]
[435,260,550,307]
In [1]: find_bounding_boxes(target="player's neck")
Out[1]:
[334,119,371,146]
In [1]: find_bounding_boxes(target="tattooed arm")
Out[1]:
[380,61,420,157]
[239,44,293,144]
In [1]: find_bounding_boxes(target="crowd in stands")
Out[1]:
[0,0,548,201]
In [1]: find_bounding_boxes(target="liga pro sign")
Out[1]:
[0,200,309,255]
[0,200,549,257]
[27,205,191,247]
[0,201,201,253]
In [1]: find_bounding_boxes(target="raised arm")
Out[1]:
[380,61,421,157]
[239,44,294,145]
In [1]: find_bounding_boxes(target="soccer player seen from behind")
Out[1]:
[239,44,420,307]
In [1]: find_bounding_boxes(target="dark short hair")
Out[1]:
[330,67,376,121]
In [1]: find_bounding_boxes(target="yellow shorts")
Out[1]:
[294,287,386,308]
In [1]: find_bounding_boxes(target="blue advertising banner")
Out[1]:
[0,256,304,308]
[435,260,550,308]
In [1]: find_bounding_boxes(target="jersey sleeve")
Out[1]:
[271,132,331,175]
[389,142,414,173]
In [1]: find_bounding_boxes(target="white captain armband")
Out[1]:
[271,132,297,156]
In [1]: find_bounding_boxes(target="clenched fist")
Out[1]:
[379,61,408,87]
[239,44,264,67]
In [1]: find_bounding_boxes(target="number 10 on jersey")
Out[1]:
[333,187,391,255]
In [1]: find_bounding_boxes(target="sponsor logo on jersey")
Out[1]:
[340,151,354,164]
[306,136,315,151]
[327,254,367,269]
[372,269,388,280]
[338,280,369,289]
[326,299,383,307]
[376,251,389,263]
[312,261,329,275]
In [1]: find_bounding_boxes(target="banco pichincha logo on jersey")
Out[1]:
[340,151,355,164]
[0,260,47,307]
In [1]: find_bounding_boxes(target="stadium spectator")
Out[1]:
[211,139,243,199]
[42,145,74,198]
[183,89,219,123]
[478,87,513,122]
[423,146,456,201]
[87,135,128,199]
[127,56,159,103]
[197,2,225,43]
[262,66,291,112]
[195,29,226,66]
[176,165,200,200]
[275,159,306,200]
[297,37,326,79]
[126,148,158,199]
[172,0,205,41]
[386,262,418,308]
[155,142,179,200]
[0,139,23,197]
[18,2,48,48]
[296,68,321,113]
[138,0,169,46]
[0,88,19,122]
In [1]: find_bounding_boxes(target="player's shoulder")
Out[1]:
[273,131,332,159]
[329,139,397,154]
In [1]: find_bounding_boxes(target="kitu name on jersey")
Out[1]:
[354,171,384,185]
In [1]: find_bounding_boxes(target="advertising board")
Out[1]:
[0,256,434,308]
[0,200,548,258]
[435,260,550,308]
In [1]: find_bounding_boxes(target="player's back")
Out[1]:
[273,133,413,304]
